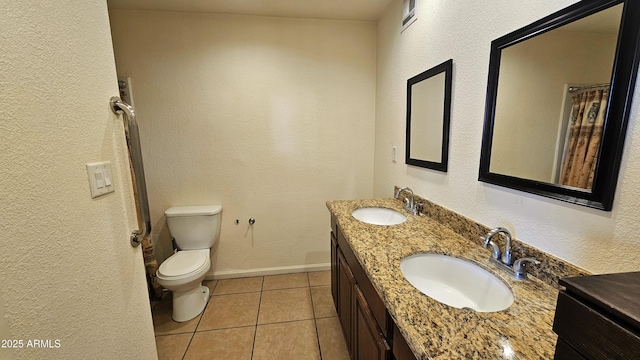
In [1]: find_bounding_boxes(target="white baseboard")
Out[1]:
[205,263,331,280]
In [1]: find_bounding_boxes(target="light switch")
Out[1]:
[95,171,105,188]
[86,161,115,198]
[103,170,112,187]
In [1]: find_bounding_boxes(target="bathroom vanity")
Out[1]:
[553,272,640,359]
[331,215,415,360]
[327,197,586,359]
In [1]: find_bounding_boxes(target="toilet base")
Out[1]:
[172,285,210,322]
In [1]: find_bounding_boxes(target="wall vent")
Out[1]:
[402,0,417,32]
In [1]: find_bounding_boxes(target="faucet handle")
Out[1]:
[513,258,541,280]
[513,257,541,270]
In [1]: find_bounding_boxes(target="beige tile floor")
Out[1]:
[152,270,350,360]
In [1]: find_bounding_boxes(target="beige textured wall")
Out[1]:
[109,10,376,277]
[0,292,12,360]
[375,0,640,273]
[0,1,156,359]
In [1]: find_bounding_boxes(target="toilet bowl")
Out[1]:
[156,205,222,322]
[157,249,211,322]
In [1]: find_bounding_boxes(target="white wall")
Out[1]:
[109,10,376,277]
[375,0,640,273]
[0,1,156,359]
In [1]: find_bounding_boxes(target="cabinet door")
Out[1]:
[338,249,355,358]
[354,284,390,360]
[392,322,418,360]
[331,231,339,310]
[554,339,587,360]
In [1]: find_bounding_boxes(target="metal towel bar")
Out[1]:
[110,96,151,247]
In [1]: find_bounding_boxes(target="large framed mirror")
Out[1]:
[406,59,453,172]
[479,0,640,211]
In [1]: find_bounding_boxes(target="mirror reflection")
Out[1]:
[480,0,640,211]
[411,72,445,162]
[406,59,452,172]
[489,4,622,191]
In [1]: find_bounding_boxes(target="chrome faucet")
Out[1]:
[482,227,540,280]
[395,187,418,215]
[482,227,513,266]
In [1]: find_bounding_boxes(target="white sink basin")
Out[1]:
[352,207,407,226]
[400,253,513,312]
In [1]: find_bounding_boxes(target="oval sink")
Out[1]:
[352,207,407,226]
[400,253,513,312]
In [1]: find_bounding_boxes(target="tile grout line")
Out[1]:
[261,285,309,293]
[180,325,196,360]
[308,273,325,360]
[249,276,265,360]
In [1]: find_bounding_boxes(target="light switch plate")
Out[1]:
[87,161,115,198]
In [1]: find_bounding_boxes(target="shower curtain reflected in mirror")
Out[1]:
[559,86,609,190]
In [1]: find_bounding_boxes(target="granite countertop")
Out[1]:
[327,198,561,360]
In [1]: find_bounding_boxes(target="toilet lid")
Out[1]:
[158,250,208,277]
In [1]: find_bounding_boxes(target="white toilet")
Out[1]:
[157,205,222,322]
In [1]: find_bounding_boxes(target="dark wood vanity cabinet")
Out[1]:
[331,225,339,309]
[337,250,355,356]
[330,215,417,360]
[391,322,416,360]
[552,272,640,360]
[354,284,390,360]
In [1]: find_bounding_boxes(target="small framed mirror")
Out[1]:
[479,0,640,211]
[406,59,453,172]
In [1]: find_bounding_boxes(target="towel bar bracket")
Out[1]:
[131,230,142,247]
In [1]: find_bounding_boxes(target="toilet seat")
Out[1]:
[157,249,209,280]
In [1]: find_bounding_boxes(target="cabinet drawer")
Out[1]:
[553,292,640,359]
[337,228,391,338]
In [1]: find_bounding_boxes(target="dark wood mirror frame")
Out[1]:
[406,59,453,172]
[479,0,640,211]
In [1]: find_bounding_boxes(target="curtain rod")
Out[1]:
[568,83,610,93]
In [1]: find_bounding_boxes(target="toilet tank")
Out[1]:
[165,205,222,250]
